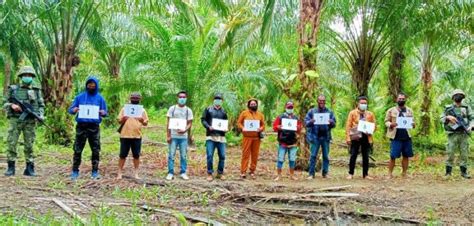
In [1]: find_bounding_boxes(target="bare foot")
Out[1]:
[346,175,353,180]
[207,175,213,182]
[290,175,298,181]
[116,173,123,180]
[133,173,141,180]
[402,173,412,179]
[250,173,256,180]
[273,176,280,181]
[364,176,374,180]
[386,174,393,179]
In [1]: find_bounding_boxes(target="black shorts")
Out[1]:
[120,138,142,159]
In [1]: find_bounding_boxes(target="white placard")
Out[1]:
[314,113,330,125]
[211,118,228,131]
[124,104,143,117]
[396,117,413,129]
[243,120,260,132]
[78,105,100,119]
[357,120,375,134]
[168,118,187,130]
[281,118,297,131]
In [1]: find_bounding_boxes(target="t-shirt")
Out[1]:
[167,105,193,139]
[117,108,148,139]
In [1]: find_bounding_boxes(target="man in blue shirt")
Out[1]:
[68,77,107,180]
[305,95,336,179]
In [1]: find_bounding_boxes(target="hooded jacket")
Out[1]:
[68,77,108,124]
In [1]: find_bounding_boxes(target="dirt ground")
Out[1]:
[0,126,473,224]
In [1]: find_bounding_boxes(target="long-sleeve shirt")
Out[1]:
[345,108,376,143]
[384,106,414,139]
[201,106,228,137]
[272,113,302,146]
[237,109,265,138]
[304,107,336,142]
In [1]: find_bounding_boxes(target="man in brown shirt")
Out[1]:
[237,99,265,179]
[116,93,148,180]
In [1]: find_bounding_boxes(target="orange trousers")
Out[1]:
[240,137,261,174]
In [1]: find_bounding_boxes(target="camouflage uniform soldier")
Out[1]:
[3,66,45,176]
[441,89,474,179]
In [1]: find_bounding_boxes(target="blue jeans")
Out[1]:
[206,140,226,174]
[308,139,330,176]
[168,138,188,174]
[276,145,297,169]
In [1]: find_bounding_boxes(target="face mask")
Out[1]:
[453,95,463,103]
[214,99,222,106]
[286,109,293,114]
[22,77,33,84]
[359,104,367,111]
[131,100,140,104]
[249,106,258,111]
[178,98,187,105]
[87,88,95,94]
[397,100,406,107]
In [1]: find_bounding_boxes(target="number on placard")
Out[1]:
[87,109,90,115]
[403,120,407,125]
[131,108,135,114]
[250,123,254,128]
[218,122,222,127]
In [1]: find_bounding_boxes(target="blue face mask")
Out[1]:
[22,76,33,84]
[214,99,222,106]
[286,109,293,114]
[178,98,187,105]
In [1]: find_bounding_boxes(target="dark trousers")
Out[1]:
[348,135,370,177]
[72,123,100,171]
[120,138,142,159]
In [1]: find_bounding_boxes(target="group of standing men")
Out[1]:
[3,68,473,180]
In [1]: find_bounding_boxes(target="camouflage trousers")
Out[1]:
[446,133,470,167]
[6,118,37,162]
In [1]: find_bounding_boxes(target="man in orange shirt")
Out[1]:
[237,99,265,179]
[116,93,148,180]
[345,96,376,179]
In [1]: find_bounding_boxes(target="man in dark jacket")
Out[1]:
[201,93,228,181]
[305,95,336,179]
[68,77,108,180]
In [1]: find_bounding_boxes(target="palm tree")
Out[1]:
[413,1,471,135]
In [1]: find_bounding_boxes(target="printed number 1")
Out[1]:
[87,109,90,115]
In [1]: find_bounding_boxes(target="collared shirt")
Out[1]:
[384,106,414,140]
[345,108,376,143]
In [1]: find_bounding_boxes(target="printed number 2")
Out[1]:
[131,108,135,114]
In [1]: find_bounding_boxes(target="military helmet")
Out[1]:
[451,89,465,99]
[17,66,36,78]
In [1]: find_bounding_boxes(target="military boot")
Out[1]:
[4,161,15,176]
[23,162,36,176]
[445,165,452,176]
[460,166,471,179]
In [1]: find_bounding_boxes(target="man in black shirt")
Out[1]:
[201,93,228,181]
